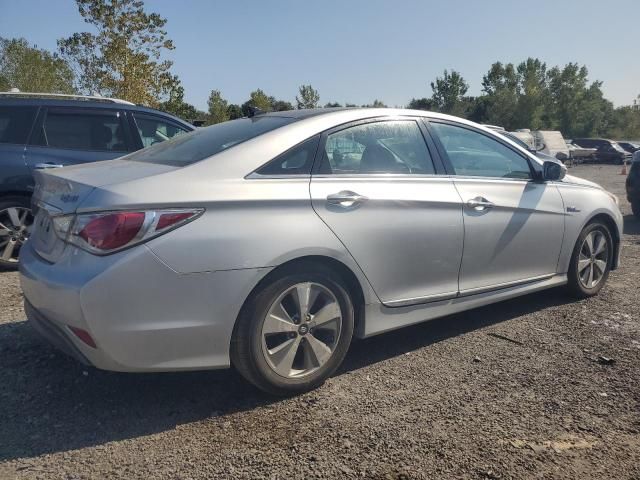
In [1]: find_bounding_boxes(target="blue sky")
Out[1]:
[1,0,638,110]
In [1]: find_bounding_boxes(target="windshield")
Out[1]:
[611,142,626,153]
[125,116,295,166]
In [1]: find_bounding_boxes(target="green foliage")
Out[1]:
[271,99,293,111]
[58,0,176,106]
[0,37,75,93]
[407,97,434,110]
[158,78,201,121]
[241,89,272,115]
[430,69,469,115]
[227,104,243,120]
[324,102,342,108]
[207,89,229,125]
[296,84,320,109]
[367,99,387,108]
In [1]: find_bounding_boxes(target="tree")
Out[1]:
[430,69,469,115]
[296,84,320,109]
[271,99,294,111]
[241,88,272,115]
[58,0,176,106]
[362,99,387,108]
[227,103,243,120]
[480,62,519,129]
[0,37,75,93]
[514,58,549,130]
[407,97,434,110]
[158,77,201,121]
[324,102,342,108]
[207,89,229,124]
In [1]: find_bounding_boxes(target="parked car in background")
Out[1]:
[618,141,640,154]
[0,92,195,268]
[496,131,557,163]
[571,138,632,165]
[627,150,640,218]
[532,130,570,161]
[565,142,597,163]
[20,108,623,395]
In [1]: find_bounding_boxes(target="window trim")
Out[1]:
[130,111,191,151]
[311,116,442,177]
[28,106,132,153]
[247,134,321,179]
[425,118,537,182]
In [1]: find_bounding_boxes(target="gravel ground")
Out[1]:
[1,164,639,480]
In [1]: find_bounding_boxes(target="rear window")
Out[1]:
[0,106,37,144]
[125,116,295,167]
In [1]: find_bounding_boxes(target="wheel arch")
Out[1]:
[232,255,369,345]
[585,212,621,270]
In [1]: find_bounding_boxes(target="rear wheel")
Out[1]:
[567,222,613,298]
[0,197,33,270]
[231,264,354,395]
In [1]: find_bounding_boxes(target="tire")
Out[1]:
[566,222,613,298]
[0,196,33,270]
[230,262,355,396]
[632,201,640,220]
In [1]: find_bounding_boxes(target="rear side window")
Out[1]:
[133,113,189,148]
[255,135,320,176]
[0,106,37,144]
[33,109,128,152]
[125,116,295,167]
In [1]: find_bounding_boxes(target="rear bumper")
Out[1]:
[20,241,271,372]
[25,299,91,366]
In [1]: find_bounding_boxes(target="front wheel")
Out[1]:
[231,264,354,395]
[567,222,613,298]
[0,197,33,270]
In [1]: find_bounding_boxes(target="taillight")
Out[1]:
[53,208,203,254]
[79,212,145,250]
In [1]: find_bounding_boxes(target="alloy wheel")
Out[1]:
[578,230,609,289]
[261,282,342,378]
[0,207,33,263]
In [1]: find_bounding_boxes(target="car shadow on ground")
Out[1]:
[0,288,577,462]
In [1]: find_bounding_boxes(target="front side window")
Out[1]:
[0,106,37,145]
[318,120,435,175]
[431,122,532,179]
[133,113,189,148]
[34,109,127,152]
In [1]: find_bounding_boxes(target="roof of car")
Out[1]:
[0,95,193,128]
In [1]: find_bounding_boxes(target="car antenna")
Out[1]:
[247,105,265,118]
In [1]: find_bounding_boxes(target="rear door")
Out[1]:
[25,106,133,170]
[310,118,464,306]
[129,112,190,149]
[428,120,565,294]
[0,105,38,195]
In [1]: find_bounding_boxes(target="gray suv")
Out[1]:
[0,92,194,268]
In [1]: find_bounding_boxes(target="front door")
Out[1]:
[429,121,565,294]
[310,118,464,306]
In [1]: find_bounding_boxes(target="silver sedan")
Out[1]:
[20,108,623,395]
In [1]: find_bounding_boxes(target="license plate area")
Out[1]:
[32,204,66,262]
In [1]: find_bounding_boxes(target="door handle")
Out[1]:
[466,196,494,211]
[327,191,368,207]
[34,163,64,170]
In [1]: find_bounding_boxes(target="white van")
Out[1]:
[532,130,570,161]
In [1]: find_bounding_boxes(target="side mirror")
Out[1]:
[542,160,566,181]
[536,143,546,152]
